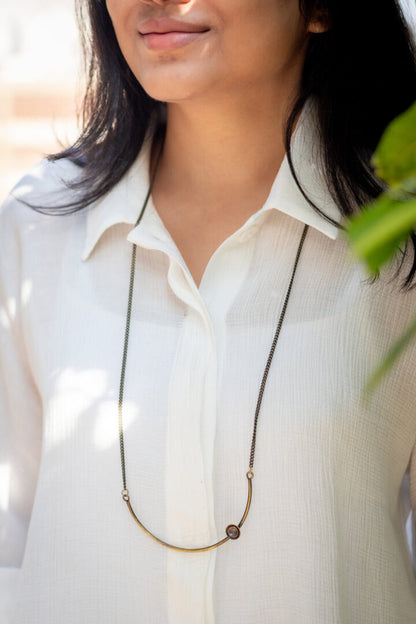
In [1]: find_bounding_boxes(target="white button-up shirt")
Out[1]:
[1,111,416,624]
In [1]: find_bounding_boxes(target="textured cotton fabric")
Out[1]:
[1,112,416,624]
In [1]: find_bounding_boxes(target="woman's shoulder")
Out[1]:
[0,157,83,226]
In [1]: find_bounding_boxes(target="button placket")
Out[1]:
[165,303,218,624]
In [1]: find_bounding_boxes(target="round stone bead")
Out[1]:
[226,524,241,540]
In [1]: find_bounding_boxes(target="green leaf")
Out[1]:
[373,101,416,185]
[365,315,416,394]
[346,195,416,272]
[400,176,416,196]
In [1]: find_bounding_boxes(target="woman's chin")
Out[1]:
[136,66,216,104]
[140,81,203,104]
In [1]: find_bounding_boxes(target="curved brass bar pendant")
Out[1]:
[118,202,307,552]
[122,471,253,553]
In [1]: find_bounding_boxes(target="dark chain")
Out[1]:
[248,223,308,470]
[117,156,308,549]
[118,149,162,493]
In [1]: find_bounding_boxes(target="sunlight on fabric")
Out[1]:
[6,297,16,320]
[94,400,138,450]
[47,368,108,447]
[0,463,10,511]
[0,307,10,330]
[21,279,32,306]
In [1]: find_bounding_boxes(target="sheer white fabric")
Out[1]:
[1,113,416,623]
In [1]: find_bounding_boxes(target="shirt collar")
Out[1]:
[82,103,341,261]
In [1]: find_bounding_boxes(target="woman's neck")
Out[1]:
[154,86,299,209]
[149,85,301,286]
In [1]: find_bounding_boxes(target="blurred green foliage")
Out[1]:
[346,101,416,390]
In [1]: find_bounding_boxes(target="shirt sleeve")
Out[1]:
[0,196,42,622]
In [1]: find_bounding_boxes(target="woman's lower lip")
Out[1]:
[141,31,208,51]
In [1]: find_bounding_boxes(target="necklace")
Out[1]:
[118,161,308,552]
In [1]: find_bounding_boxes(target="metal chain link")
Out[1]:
[248,223,308,471]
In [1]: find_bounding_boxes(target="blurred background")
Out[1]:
[0,0,416,204]
[0,0,79,202]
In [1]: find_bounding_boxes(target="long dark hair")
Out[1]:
[48,0,416,282]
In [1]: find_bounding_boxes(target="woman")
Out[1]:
[1,0,416,622]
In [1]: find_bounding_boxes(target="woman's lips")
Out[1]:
[141,30,209,51]
[139,18,210,51]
